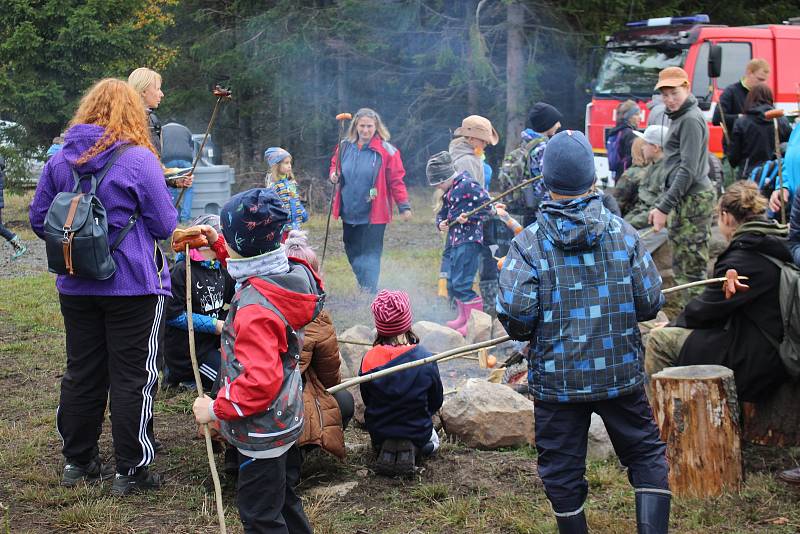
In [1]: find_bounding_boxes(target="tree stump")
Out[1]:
[651,365,743,498]
[742,380,800,446]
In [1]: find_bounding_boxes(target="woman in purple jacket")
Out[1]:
[29,79,177,496]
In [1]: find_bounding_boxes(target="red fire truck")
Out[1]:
[586,15,800,181]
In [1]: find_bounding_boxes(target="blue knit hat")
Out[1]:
[264,147,291,167]
[220,188,289,257]
[542,130,596,196]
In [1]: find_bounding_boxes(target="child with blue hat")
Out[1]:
[264,147,308,237]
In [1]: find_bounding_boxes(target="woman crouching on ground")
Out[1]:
[29,78,177,495]
[645,180,791,401]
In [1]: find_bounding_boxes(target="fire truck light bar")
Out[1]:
[625,14,710,27]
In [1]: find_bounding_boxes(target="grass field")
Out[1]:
[1,191,800,533]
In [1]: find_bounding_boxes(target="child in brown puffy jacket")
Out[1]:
[286,231,354,460]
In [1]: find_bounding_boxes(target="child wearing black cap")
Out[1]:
[192,188,324,534]
[427,151,493,336]
[497,131,670,533]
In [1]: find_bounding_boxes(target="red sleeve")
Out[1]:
[386,148,409,208]
[329,144,340,176]
[211,235,229,268]
[213,305,287,420]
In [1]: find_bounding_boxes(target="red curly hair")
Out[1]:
[70,78,158,165]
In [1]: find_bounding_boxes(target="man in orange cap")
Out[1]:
[649,66,715,306]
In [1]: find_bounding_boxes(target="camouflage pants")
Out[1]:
[668,189,716,306]
[643,326,693,378]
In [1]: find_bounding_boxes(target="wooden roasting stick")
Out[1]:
[764,108,787,223]
[328,275,749,394]
[445,175,542,227]
[171,228,227,534]
[174,85,232,211]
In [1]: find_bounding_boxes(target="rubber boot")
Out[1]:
[446,300,467,331]
[456,297,484,337]
[554,510,588,534]
[10,235,27,260]
[635,491,671,534]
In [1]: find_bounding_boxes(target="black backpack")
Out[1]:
[43,145,138,280]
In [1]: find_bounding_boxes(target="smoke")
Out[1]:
[161,1,590,188]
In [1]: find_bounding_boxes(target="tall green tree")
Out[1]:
[0,0,177,147]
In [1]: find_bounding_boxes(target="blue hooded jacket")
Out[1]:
[359,344,443,448]
[497,194,663,402]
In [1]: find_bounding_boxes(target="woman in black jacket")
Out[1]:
[728,84,791,180]
[645,180,790,401]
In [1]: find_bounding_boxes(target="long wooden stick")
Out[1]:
[337,338,373,346]
[321,117,349,269]
[185,244,227,534]
[174,95,225,210]
[446,175,542,227]
[772,118,786,224]
[327,336,511,394]
[329,276,750,393]
[661,276,748,295]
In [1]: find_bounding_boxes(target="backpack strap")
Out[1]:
[755,252,789,351]
[110,211,140,253]
[71,144,132,193]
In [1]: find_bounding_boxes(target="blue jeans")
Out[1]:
[534,388,669,514]
[165,159,193,222]
[450,242,482,302]
[342,223,386,293]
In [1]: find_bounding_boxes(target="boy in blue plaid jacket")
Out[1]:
[497,130,670,534]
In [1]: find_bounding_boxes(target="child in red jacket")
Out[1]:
[193,188,323,533]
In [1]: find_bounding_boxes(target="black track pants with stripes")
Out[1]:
[57,294,164,475]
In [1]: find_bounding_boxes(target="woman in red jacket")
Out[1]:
[329,108,412,293]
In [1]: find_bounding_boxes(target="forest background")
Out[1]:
[0,0,797,189]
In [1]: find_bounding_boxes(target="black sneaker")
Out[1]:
[153,438,165,454]
[111,467,162,496]
[61,456,115,487]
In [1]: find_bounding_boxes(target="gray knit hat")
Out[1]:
[426,151,457,186]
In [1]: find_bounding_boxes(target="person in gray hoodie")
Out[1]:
[649,67,715,305]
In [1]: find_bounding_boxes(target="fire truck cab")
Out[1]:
[586,15,800,182]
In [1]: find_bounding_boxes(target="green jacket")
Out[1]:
[626,158,669,229]
[655,94,712,214]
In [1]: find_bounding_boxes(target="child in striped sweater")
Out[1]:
[264,147,308,236]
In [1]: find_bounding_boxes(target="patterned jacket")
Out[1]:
[268,174,309,231]
[436,171,492,247]
[213,260,324,451]
[497,194,663,402]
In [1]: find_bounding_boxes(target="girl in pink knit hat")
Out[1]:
[359,289,444,476]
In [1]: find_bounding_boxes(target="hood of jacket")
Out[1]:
[538,193,609,253]
[665,93,699,121]
[744,103,774,125]
[62,124,130,174]
[247,259,324,332]
[360,345,427,397]
[449,136,478,162]
[729,219,792,262]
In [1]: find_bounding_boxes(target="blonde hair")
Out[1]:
[746,58,770,74]
[631,136,647,167]
[127,68,162,95]
[719,180,767,223]
[346,108,391,143]
[268,158,294,184]
[70,78,157,165]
